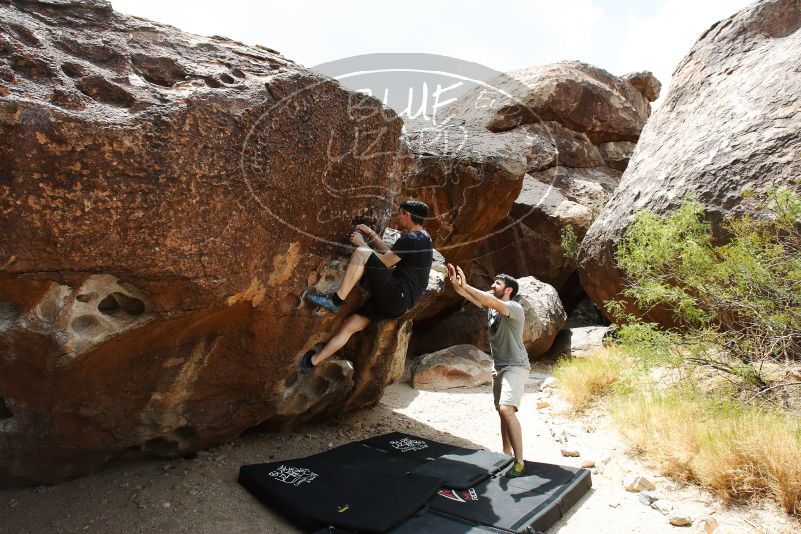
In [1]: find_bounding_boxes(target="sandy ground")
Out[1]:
[1,361,798,534]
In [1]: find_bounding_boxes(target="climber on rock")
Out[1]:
[300,199,433,373]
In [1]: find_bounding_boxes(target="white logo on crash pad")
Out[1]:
[389,437,428,452]
[269,465,319,486]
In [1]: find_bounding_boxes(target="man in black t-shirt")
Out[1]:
[301,199,433,373]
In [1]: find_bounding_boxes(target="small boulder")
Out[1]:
[410,345,493,390]
[624,475,656,492]
[623,71,661,102]
[669,515,693,527]
[560,449,580,457]
[695,516,718,533]
[540,376,558,391]
[547,326,609,357]
[653,499,675,515]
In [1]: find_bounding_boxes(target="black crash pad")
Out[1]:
[360,432,468,460]
[360,432,512,489]
[429,461,592,533]
[313,509,502,533]
[240,434,591,533]
[410,449,512,490]
[238,447,441,533]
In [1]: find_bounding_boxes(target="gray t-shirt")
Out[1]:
[487,300,529,368]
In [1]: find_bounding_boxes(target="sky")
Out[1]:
[110,0,754,106]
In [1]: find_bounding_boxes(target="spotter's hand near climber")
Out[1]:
[300,200,433,374]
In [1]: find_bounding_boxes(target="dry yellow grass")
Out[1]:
[611,390,801,516]
[553,347,801,516]
[551,348,626,412]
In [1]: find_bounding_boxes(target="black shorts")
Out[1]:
[356,253,410,322]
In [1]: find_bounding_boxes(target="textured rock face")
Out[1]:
[579,0,801,324]
[460,65,654,305]
[623,71,661,103]
[0,0,413,486]
[449,61,652,143]
[410,345,492,390]
[402,119,531,266]
[413,277,566,359]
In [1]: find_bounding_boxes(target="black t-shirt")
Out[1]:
[390,230,433,306]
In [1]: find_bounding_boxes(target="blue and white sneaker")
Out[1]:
[305,292,341,313]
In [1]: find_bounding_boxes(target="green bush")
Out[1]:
[607,187,801,385]
[560,224,580,262]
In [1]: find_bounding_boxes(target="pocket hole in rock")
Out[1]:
[284,372,299,389]
[75,75,135,107]
[60,62,85,79]
[70,315,101,334]
[76,291,97,303]
[0,397,11,419]
[219,73,235,84]
[98,292,145,316]
[143,437,178,456]
[174,425,198,444]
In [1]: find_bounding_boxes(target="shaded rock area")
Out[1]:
[546,327,610,358]
[412,276,566,359]
[410,344,492,390]
[446,63,656,308]
[579,0,801,325]
[0,0,415,487]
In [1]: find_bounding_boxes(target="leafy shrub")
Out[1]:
[607,187,801,384]
[560,224,581,262]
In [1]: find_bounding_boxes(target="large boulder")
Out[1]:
[0,0,415,486]
[449,61,652,143]
[579,0,801,324]
[410,345,493,390]
[412,276,566,359]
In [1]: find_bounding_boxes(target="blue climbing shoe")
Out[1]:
[305,292,341,313]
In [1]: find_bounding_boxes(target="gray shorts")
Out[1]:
[493,365,530,410]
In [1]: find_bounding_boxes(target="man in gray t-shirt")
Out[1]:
[448,264,530,479]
